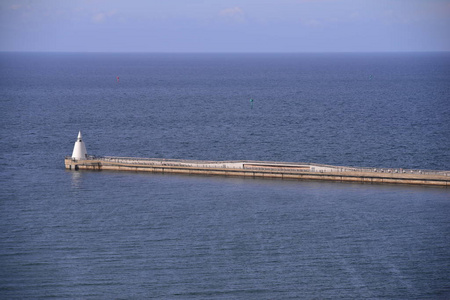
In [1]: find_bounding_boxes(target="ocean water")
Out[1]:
[0,52,449,299]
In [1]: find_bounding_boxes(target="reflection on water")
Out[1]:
[70,170,82,189]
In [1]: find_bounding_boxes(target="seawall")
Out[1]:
[65,156,450,187]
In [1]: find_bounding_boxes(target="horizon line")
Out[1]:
[1,50,449,54]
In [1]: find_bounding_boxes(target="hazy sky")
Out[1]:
[1,0,449,52]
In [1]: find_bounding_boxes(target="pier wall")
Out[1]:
[65,157,450,187]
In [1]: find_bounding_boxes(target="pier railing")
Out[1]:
[66,155,450,177]
[247,164,450,177]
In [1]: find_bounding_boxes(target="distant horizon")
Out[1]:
[1,50,449,54]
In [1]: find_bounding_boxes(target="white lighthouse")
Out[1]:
[72,131,88,160]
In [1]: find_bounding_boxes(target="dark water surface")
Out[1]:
[1,53,449,298]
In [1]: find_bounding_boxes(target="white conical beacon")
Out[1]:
[72,131,88,160]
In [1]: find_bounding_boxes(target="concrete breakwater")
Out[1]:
[65,156,450,187]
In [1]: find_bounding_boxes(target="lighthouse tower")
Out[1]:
[72,131,88,160]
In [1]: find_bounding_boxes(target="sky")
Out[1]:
[0,0,449,52]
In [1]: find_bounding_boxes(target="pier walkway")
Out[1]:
[65,156,450,187]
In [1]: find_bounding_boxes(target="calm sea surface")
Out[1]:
[1,53,449,299]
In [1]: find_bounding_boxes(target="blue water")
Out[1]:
[1,52,449,299]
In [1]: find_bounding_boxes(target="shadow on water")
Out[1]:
[66,167,449,194]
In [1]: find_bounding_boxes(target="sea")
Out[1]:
[0,52,449,299]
